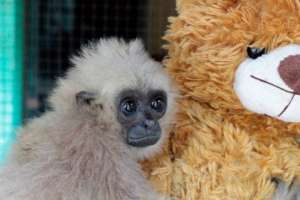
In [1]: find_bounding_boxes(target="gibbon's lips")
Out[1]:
[127,121,161,147]
[234,44,300,122]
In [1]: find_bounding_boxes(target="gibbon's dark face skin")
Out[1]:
[116,89,167,147]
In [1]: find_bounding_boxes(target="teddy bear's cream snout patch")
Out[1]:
[234,44,300,123]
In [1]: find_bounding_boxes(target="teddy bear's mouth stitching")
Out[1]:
[250,75,298,117]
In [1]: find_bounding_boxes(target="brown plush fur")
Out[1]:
[142,0,300,199]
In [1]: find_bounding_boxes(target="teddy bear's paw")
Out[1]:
[270,178,300,200]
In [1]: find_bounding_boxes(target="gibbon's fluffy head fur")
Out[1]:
[48,38,177,159]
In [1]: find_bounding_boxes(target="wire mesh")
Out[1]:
[23,0,175,119]
[24,0,169,118]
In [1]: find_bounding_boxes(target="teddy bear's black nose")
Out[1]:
[278,54,300,93]
[247,47,266,59]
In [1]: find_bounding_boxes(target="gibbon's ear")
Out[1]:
[75,91,96,106]
[75,91,103,115]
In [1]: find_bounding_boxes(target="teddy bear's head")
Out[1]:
[166,0,300,137]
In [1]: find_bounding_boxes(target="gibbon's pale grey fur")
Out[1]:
[0,38,177,200]
[271,179,300,200]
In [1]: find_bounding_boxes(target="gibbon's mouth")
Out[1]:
[250,75,299,117]
[127,124,161,147]
[127,135,160,147]
[234,44,300,122]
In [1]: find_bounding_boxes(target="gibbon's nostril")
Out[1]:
[143,120,155,129]
[278,54,300,93]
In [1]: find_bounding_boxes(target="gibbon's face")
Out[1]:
[52,38,176,154]
[116,89,167,147]
[75,86,170,148]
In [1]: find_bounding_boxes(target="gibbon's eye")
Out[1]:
[150,96,166,113]
[247,47,266,59]
[120,98,137,116]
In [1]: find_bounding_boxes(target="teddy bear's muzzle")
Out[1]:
[234,44,300,123]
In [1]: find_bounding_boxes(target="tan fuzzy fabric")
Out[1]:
[142,0,300,199]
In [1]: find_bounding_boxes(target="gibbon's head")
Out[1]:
[49,38,177,159]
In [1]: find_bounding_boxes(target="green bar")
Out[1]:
[0,0,23,162]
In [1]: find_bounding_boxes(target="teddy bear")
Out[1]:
[142,0,300,199]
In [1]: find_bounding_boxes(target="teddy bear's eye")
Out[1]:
[247,47,266,59]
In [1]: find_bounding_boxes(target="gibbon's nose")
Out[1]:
[142,119,156,129]
[278,55,300,93]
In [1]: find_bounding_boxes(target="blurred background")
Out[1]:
[0,0,176,161]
